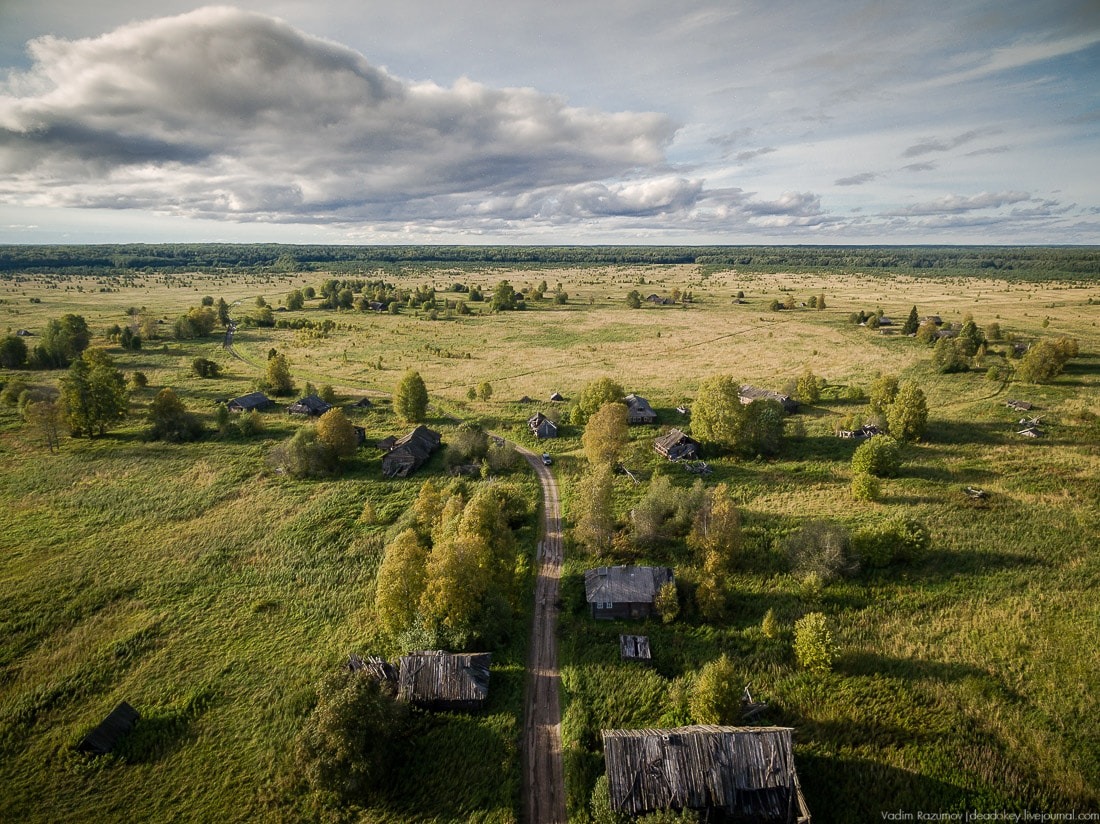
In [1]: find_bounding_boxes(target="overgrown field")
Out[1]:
[1,254,1099,822]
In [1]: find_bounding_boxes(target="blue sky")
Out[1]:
[1,0,1098,244]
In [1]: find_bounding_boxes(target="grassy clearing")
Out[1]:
[2,259,1099,821]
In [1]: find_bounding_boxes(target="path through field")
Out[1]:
[518,446,567,824]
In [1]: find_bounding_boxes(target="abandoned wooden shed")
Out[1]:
[381,425,441,478]
[549,391,565,402]
[738,386,799,413]
[77,701,140,755]
[623,394,658,425]
[585,565,674,620]
[602,725,811,823]
[620,634,652,662]
[227,391,273,413]
[528,411,559,439]
[396,650,491,711]
[1005,399,1034,412]
[287,394,333,416]
[654,429,700,461]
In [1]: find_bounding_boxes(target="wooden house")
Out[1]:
[287,394,332,416]
[1005,399,1034,412]
[352,396,373,408]
[602,725,811,823]
[623,394,658,425]
[922,315,943,326]
[381,425,442,478]
[528,411,559,439]
[585,565,674,620]
[396,650,491,711]
[549,392,565,402]
[227,391,273,413]
[620,634,651,662]
[77,702,140,755]
[654,429,699,461]
[738,385,799,413]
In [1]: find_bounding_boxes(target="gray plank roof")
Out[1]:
[396,650,491,709]
[585,565,674,605]
[602,725,811,822]
[77,701,140,755]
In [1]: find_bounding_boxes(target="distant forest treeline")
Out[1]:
[1,243,1098,280]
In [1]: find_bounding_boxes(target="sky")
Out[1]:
[1,0,1098,245]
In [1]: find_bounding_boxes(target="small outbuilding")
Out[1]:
[1005,399,1034,412]
[396,650,491,711]
[528,411,559,439]
[549,392,565,402]
[738,385,799,413]
[623,394,658,425]
[381,425,442,478]
[77,702,140,756]
[654,429,699,461]
[585,565,674,620]
[227,392,273,413]
[287,394,332,416]
[602,725,811,823]
[620,634,652,662]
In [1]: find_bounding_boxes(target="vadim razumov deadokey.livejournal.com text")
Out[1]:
[882,813,1100,822]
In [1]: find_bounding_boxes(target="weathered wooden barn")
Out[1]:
[528,411,559,439]
[396,650,491,711]
[287,394,333,416]
[738,386,799,413]
[227,391,272,413]
[654,429,700,461]
[381,425,441,478]
[623,394,658,425]
[602,725,811,823]
[77,701,140,755]
[585,565,674,620]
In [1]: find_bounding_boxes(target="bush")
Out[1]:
[268,428,337,477]
[853,517,931,567]
[851,472,881,502]
[794,612,837,674]
[689,655,740,724]
[655,582,680,624]
[784,520,857,583]
[238,410,264,437]
[294,670,406,803]
[147,388,205,443]
[191,357,221,378]
[851,434,901,477]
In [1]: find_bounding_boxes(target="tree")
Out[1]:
[23,398,63,452]
[626,290,642,309]
[147,388,205,443]
[1016,338,1077,383]
[851,434,901,477]
[691,374,743,450]
[294,670,406,802]
[785,520,857,583]
[687,483,742,570]
[476,381,493,401]
[61,349,128,437]
[902,306,920,335]
[850,472,881,502]
[268,427,337,477]
[374,528,429,637]
[191,358,221,378]
[738,398,785,457]
[931,338,969,373]
[286,289,305,310]
[490,280,518,311]
[957,316,985,358]
[582,402,628,467]
[216,297,232,326]
[394,369,429,423]
[570,377,625,425]
[794,612,838,675]
[316,408,359,458]
[886,380,928,441]
[0,335,28,368]
[689,655,740,724]
[36,314,90,368]
[572,465,615,553]
[795,369,822,405]
[867,374,898,416]
[264,353,295,396]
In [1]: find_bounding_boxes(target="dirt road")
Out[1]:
[519,447,567,824]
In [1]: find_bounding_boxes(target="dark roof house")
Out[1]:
[381,425,442,478]
[738,385,799,413]
[77,702,140,755]
[602,725,811,823]
[528,412,559,439]
[654,429,699,461]
[623,394,658,425]
[396,650,491,711]
[585,565,674,620]
[287,394,333,416]
[227,391,273,412]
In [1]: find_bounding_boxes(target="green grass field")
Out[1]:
[1,254,1098,822]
